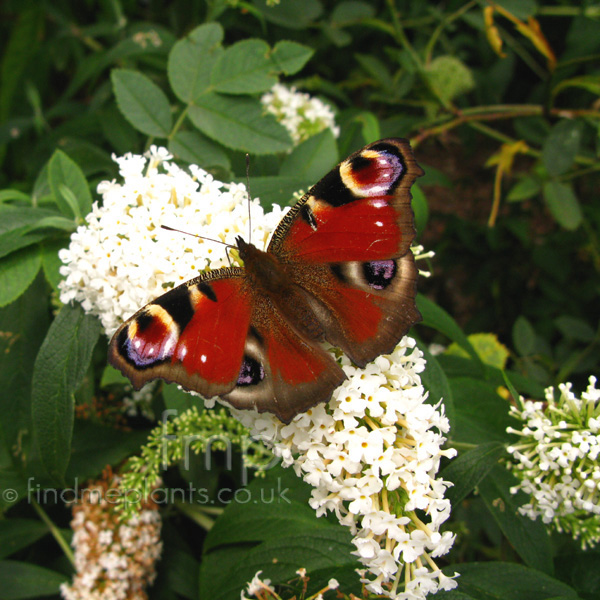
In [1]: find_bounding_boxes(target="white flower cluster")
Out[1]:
[60,478,162,600]
[261,83,340,145]
[233,339,458,600]
[507,376,600,548]
[242,569,339,600]
[58,146,286,336]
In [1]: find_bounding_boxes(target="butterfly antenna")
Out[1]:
[245,153,252,244]
[161,225,236,267]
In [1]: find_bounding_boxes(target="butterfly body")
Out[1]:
[109,139,423,423]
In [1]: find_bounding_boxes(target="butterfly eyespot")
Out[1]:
[362,260,397,290]
[236,355,265,387]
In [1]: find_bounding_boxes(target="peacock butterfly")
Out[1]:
[108,138,423,423]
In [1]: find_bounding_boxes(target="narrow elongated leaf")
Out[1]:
[442,562,579,600]
[0,246,41,307]
[111,69,172,137]
[417,294,482,367]
[40,239,66,292]
[443,442,505,506]
[0,520,48,559]
[188,93,291,154]
[0,560,66,599]
[48,150,92,219]
[168,23,224,103]
[280,129,338,183]
[451,377,515,444]
[212,39,276,94]
[543,181,583,230]
[271,40,313,75]
[479,467,554,574]
[31,304,101,483]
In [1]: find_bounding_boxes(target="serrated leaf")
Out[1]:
[425,55,475,103]
[47,150,92,219]
[168,130,231,171]
[542,119,583,176]
[512,315,536,356]
[479,466,554,574]
[543,180,583,230]
[280,129,338,183]
[188,93,291,154]
[111,69,172,137]
[446,333,510,370]
[443,442,506,506]
[0,560,66,599]
[168,23,224,103]
[212,39,276,95]
[270,40,313,75]
[0,246,41,307]
[31,304,101,483]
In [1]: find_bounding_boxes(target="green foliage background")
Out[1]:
[0,1,598,599]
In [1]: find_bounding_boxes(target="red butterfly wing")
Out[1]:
[109,269,252,398]
[268,138,423,366]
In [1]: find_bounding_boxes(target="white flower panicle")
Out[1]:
[233,339,458,600]
[261,83,340,145]
[58,146,287,335]
[60,476,162,600]
[507,376,600,548]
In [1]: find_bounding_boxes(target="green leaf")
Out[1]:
[0,520,49,559]
[331,1,375,26]
[0,246,42,307]
[543,181,583,230]
[188,93,291,154]
[0,190,30,203]
[542,119,583,176]
[417,341,454,426]
[425,55,475,103]
[47,150,92,219]
[247,176,307,209]
[553,74,600,100]
[451,377,515,444]
[31,304,101,483]
[0,227,49,261]
[66,420,149,482]
[162,383,205,414]
[411,184,428,234]
[512,315,536,356]
[555,315,596,342]
[168,130,231,171]
[212,39,276,95]
[100,364,130,387]
[0,275,49,463]
[479,466,554,574]
[507,176,541,202]
[280,129,338,183]
[111,69,172,137]
[443,442,506,506]
[168,23,224,103]
[270,40,313,75]
[417,294,482,368]
[40,238,67,292]
[252,0,323,29]
[0,560,66,599]
[443,562,579,600]
[446,333,510,370]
